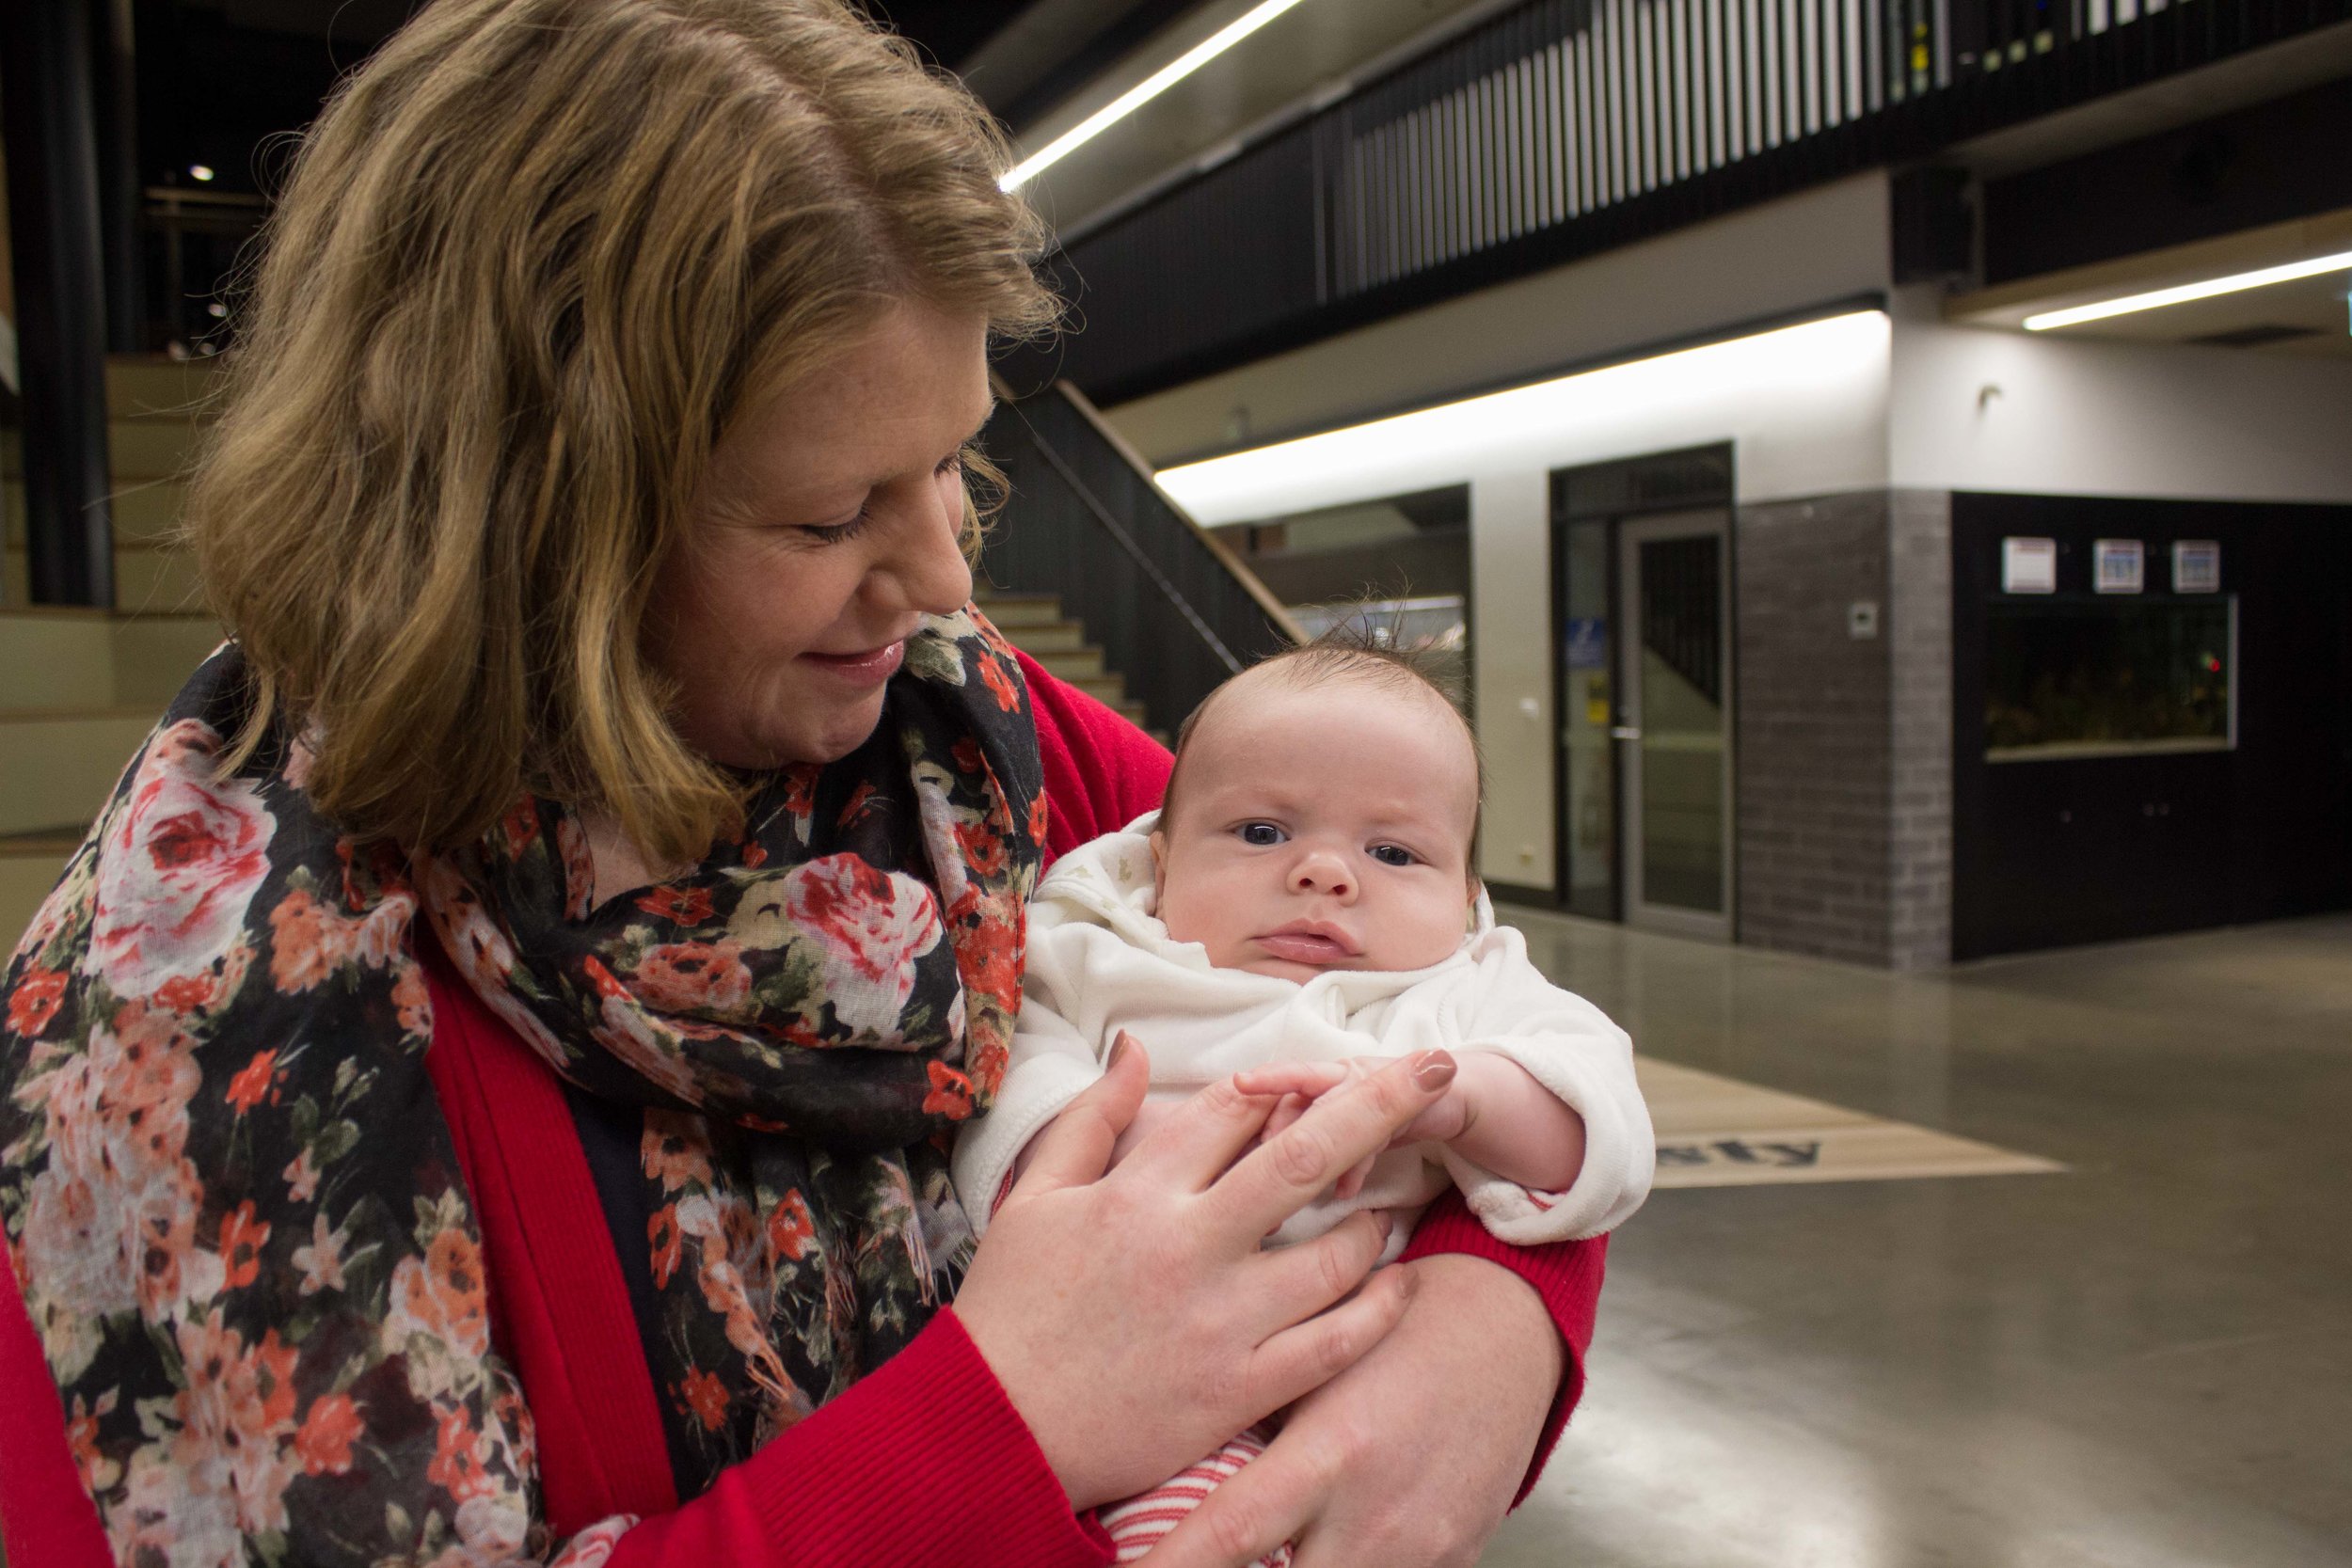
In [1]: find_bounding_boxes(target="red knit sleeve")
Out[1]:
[1015,652,1170,866]
[0,1271,1109,1568]
[1397,1196,1607,1505]
[0,1257,115,1568]
[604,1309,1110,1568]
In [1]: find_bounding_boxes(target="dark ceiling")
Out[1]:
[133,0,1185,196]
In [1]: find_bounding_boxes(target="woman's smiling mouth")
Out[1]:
[800,640,907,686]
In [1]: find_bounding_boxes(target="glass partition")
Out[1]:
[1985,598,2235,762]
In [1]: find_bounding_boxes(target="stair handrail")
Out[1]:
[993,389,1243,677]
[1043,381,1307,647]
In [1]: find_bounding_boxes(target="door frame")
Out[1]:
[1617,509,1736,942]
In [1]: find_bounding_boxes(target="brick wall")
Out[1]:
[1886,491,1953,969]
[1734,492,1895,964]
[1732,488,1956,967]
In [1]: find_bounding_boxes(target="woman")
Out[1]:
[0,2,1606,1564]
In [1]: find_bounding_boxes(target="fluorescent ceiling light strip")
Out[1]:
[1000,0,1310,191]
[1156,310,1888,521]
[2023,250,2352,331]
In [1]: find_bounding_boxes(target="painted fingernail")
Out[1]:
[1411,1050,1457,1090]
[1109,1031,1134,1070]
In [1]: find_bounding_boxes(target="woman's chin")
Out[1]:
[707,691,888,771]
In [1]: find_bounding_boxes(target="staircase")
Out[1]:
[974,589,1153,734]
[3,357,225,949]
[0,374,1154,945]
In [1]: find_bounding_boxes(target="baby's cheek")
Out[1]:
[1157,875,1242,959]
[1386,890,1476,969]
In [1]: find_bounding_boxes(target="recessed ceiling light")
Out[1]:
[1000,0,1311,192]
[1157,311,1889,521]
[2023,251,2352,331]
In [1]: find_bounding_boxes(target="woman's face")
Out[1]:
[646,299,991,769]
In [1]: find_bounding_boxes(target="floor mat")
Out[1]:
[1639,1057,2064,1188]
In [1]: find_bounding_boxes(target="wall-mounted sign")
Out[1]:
[2094,538,2145,594]
[2002,536,2057,594]
[1564,617,1607,669]
[2172,540,2221,593]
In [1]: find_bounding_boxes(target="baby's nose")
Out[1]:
[1290,853,1355,896]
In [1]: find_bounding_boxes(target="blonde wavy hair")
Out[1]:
[189,0,1056,862]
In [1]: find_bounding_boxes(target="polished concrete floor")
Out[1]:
[1485,911,2352,1568]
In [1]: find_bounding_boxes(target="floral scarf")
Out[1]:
[0,607,1042,1566]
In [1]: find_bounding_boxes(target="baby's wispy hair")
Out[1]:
[1161,613,1486,864]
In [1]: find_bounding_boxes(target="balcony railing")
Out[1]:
[1032,0,2350,404]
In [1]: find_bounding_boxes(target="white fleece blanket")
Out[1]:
[953,814,1655,1252]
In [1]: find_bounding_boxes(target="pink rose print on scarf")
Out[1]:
[782,854,946,1042]
[89,721,275,1000]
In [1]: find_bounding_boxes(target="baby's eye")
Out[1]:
[1237,822,1286,847]
[1370,844,1417,867]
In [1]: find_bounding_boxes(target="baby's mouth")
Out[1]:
[1253,921,1363,965]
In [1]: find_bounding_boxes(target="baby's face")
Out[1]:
[1152,673,1479,982]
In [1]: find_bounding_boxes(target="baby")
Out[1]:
[953,638,1654,1563]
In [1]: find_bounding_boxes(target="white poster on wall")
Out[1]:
[2002,536,2057,594]
[2094,539,2145,594]
[2173,540,2221,593]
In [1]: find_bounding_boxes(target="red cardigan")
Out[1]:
[0,657,1606,1567]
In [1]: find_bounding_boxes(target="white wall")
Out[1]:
[1890,322,2352,502]
[1158,311,1897,891]
[1469,470,1554,887]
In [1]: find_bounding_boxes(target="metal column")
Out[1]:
[2,0,119,608]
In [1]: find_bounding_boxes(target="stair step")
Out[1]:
[1023,647,1104,680]
[108,420,206,483]
[972,593,1064,629]
[0,615,118,711]
[111,481,189,545]
[0,709,157,837]
[992,620,1087,655]
[6,483,185,551]
[3,546,209,616]
[106,356,225,420]
[113,617,225,705]
[1064,672,1130,706]
[0,609,222,715]
[1,840,76,955]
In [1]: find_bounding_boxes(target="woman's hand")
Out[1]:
[954,1037,1463,1512]
[1238,1059,1472,1200]
[1138,1253,1563,1568]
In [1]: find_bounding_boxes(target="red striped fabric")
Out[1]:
[1098,1428,1294,1566]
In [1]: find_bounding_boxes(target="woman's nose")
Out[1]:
[876,477,975,616]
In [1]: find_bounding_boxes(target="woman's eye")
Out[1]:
[801,514,870,545]
[1371,844,1417,867]
[1238,822,1285,847]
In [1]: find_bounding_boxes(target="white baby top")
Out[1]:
[953,814,1654,1251]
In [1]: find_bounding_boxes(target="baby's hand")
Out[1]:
[1232,1059,1471,1200]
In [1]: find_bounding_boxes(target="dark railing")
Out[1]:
[142,185,266,352]
[981,381,1301,733]
[1036,0,2352,403]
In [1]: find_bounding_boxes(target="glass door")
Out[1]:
[1556,518,1617,920]
[1617,511,1732,939]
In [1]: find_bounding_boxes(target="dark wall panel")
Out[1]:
[1983,74,2352,283]
[1950,494,2352,960]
